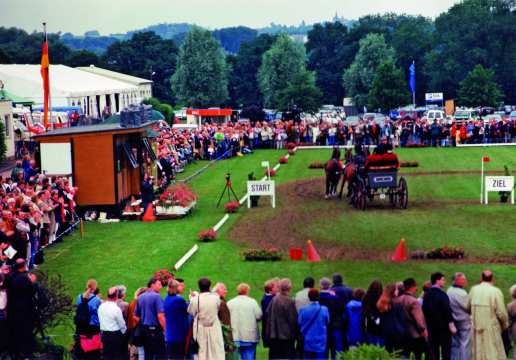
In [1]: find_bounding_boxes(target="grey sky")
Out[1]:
[1,0,460,35]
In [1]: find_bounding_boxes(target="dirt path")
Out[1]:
[401,170,516,177]
[228,178,516,264]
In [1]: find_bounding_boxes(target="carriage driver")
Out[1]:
[374,136,393,155]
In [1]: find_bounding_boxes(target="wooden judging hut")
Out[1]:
[33,121,157,211]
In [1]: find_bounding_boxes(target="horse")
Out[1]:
[324,148,342,199]
[338,148,355,198]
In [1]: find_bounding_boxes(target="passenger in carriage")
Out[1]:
[374,137,393,155]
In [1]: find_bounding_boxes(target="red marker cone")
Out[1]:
[142,204,156,222]
[391,238,407,262]
[306,240,321,262]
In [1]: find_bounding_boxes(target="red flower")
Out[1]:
[279,156,288,164]
[198,228,217,242]
[286,142,297,150]
[224,201,240,213]
[265,168,277,177]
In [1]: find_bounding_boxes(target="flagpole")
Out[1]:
[43,22,52,130]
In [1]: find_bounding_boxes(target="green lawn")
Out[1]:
[40,146,516,347]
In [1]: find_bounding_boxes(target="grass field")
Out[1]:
[40,146,516,347]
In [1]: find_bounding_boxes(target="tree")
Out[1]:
[342,33,395,110]
[211,26,257,54]
[425,0,516,102]
[458,64,503,107]
[240,105,266,122]
[102,32,178,104]
[306,22,350,105]
[258,34,306,108]
[228,34,276,107]
[368,60,411,111]
[65,49,100,67]
[171,26,229,107]
[278,69,322,114]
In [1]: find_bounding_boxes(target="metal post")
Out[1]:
[480,158,484,204]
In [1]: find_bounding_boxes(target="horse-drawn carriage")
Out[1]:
[349,152,408,210]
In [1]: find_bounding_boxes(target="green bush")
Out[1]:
[337,345,402,360]
[0,121,6,163]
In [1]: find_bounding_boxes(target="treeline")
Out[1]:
[0,0,515,110]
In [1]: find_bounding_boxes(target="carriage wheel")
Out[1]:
[357,180,367,211]
[398,177,408,209]
[350,182,359,208]
[389,190,397,208]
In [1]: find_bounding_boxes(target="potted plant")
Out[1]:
[279,156,288,164]
[198,229,217,242]
[154,269,174,286]
[224,201,240,213]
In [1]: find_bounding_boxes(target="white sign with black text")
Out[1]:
[247,180,276,208]
[484,176,514,204]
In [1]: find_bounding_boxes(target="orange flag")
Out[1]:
[40,29,50,129]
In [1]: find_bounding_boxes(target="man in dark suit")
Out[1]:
[422,272,455,360]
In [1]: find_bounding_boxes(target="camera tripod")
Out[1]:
[217,173,239,207]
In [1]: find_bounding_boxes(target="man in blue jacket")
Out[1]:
[164,279,190,359]
[298,289,329,359]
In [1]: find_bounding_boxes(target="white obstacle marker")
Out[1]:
[484,176,514,204]
[247,180,276,208]
[173,244,199,271]
[213,214,230,232]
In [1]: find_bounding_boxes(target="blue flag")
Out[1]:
[409,61,415,94]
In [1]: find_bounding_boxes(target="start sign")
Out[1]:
[247,180,276,208]
[484,176,514,204]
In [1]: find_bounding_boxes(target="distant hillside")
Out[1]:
[59,18,356,54]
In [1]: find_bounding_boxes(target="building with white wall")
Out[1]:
[0,64,140,118]
[77,65,153,103]
[0,97,16,159]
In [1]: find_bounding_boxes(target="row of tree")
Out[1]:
[0,0,514,111]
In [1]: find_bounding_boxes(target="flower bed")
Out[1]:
[308,162,325,169]
[154,269,174,286]
[242,248,283,261]
[198,229,217,242]
[264,168,277,177]
[224,201,240,214]
[400,161,419,167]
[279,156,288,164]
[156,184,198,217]
[411,246,465,260]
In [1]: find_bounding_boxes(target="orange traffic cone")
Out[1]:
[142,204,156,222]
[306,240,321,262]
[391,238,407,262]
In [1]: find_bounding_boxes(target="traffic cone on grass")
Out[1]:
[142,204,156,222]
[306,240,321,262]
[391,238,407,262]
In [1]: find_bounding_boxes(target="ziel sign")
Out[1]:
[484,176,514,204]
[247,180,276,208]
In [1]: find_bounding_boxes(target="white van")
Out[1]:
[426,110,445,123]
[172,123,198,132]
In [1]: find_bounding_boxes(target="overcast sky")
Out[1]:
[1,0,460,35]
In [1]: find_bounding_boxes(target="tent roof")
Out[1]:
[0,64,138,98]
[0,89,34,105]
[77,66,153,86]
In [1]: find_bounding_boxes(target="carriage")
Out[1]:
[349,153,408,210]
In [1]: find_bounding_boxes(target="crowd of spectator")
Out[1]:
[153,116,516,185]
[68,270,516,360]
[0,155,78,271]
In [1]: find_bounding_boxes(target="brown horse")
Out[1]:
[324,148,342,198]
[338,149,355,198]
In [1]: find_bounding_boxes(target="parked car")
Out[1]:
[454,108,478,124]
[482,114,503,124]
[425,110,445,123]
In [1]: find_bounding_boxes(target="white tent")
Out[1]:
[0,64,140,117]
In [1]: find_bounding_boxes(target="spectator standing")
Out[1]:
[295,277,314,311]
[422,272,455,360]
[265,278,298,359]
[127,287,147,360]
[134,277,166,360]
[394,278,428,360]
[468,270,508,360]
[362,280,384,346]
[260,278,278,349]
[188,277,225,360]
[98,287,128,360]
[164,279,190,360]
[331,273,353,350]
[213,282,235,357]
[75,279,102,336]
[377,283,407,353]
[0,273,6,354]
[116,285,129,322]
[447,273,471,360]
[345,288,365,347]
[507,285,516,360]
[6,260,35,358]
[227,283,263,360]
[298,289,330,359]
[320,277,344,357]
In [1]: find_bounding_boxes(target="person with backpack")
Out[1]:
[298,289,329,359]
[75,279,102,357]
